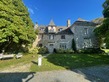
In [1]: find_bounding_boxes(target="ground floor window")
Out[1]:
[84,38,92,48]
[60,43,67,49]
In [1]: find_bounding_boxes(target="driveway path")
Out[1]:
[0,65,109,82]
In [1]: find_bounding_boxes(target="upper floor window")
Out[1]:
[61,35,65,39]
[49,35,54,40]
[84,28,88,35]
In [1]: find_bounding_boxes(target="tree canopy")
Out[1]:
[0,0,36,52]
[95,0,109,48]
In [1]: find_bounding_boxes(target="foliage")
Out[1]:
[55,48,65,54]
[29,48,39,54]
[55,48,74,54]
[0,0,36,52]
[77,48,104,54]
[38,47,49,54]
[94,0,109,48]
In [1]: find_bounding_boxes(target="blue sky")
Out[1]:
[23,0,105,26]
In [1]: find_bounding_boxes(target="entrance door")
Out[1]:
[48,43,54,53]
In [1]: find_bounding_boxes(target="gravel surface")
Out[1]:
[0,65,109,82]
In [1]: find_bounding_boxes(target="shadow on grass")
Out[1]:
[31,61,38,65]
[46,54,109,69]
[46,54,109,81]
[0,72,35,82]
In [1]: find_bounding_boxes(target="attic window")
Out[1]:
[59,28,63,31]
[40,28,44,31]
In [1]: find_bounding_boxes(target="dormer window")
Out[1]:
[40,28,44,31]
[49,26,54,32]
[48,26,56,33]
[59,28,63,31]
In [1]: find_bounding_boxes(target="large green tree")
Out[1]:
[0,0,36,52]
[95,0,109,48]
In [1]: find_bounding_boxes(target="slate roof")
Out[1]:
[49,20,55,26]
[37,19,74,34]
[72,20,97,26]
[57,28,73,34]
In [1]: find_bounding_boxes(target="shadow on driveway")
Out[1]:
[0,72,35,82]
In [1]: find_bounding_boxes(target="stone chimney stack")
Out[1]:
[67,19,71,27]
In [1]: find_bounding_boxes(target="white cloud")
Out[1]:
[28,7,34,14]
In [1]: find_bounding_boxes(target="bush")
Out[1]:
[38,46,48,54]
[55,48,74,54]
[65,49,74,54]
[55,48,65,54]
[77,48,104,54]
[29,48,39,54]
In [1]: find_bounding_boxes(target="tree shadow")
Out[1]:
[31,61,38,65]
[46,54,109,82]
[0,72,35,82]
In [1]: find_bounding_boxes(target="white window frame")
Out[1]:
[49,35,54,40]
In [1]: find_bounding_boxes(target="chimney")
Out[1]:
[67,19,71,27]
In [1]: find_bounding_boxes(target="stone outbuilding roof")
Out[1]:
[72,20,97,26]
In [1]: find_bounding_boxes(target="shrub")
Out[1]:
[55,48,65,54]
[38,46,48,54]
[77,48,105,54]
[55,48,74,54]
[65,49,74,54]
[29,47,39,54]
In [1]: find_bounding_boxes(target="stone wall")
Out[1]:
[71,26,99,50]
[37,34,73,52]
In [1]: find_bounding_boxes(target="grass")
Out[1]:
[30,53,109,72]
[0,53,38,70]
[30,58,65,72]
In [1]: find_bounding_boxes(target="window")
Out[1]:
[49,26,54,32]
[59,28,63,31]
[60,43,66,49]
[49,35,54,39]
[61,35,65,39]
[41,34,43,39]
[84,28,88,35]
[49,44,54,46]
[84,39,92,48]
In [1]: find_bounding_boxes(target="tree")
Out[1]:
[0,0,36,52]
[95,0,109,48]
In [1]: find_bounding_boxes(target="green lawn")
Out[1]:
[30,53,109,72]
[0,53,38,70]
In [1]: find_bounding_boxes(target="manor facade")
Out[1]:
[35,19,99,53]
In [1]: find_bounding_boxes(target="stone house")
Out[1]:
[35,19,99,53]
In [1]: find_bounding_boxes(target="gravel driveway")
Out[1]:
[0,65,109,82]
